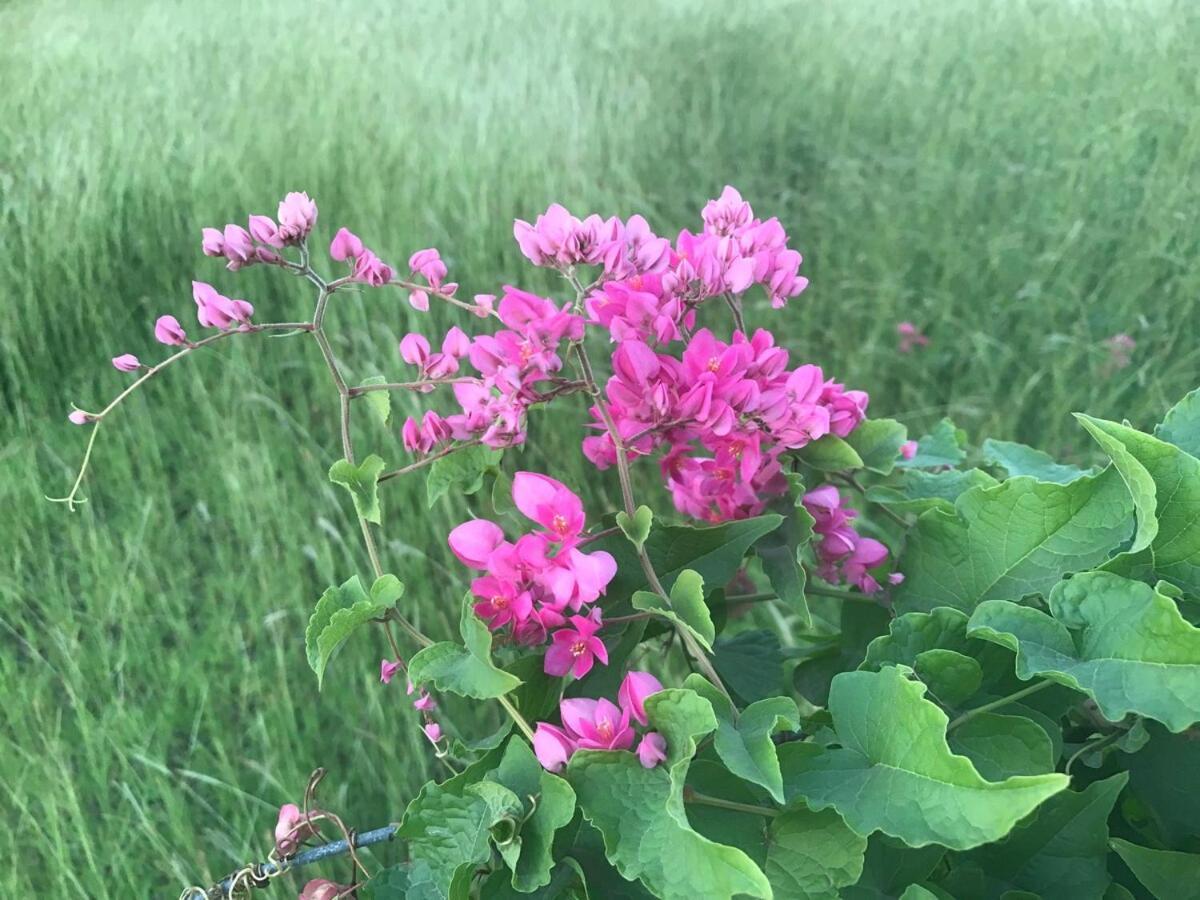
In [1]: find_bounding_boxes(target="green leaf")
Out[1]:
[947,713,1056,780]
[426,445,502,508]
[684,760,771,865]
[358,375,392,425]
[362,865,412,899]
[481,859,590,899]
[795,602,892,706]
[713,630,785,705]
[895,418,966,469]
[912,649,981,706]
[756,503,814,627]
[632,570,715,650]
[1077,414,1159,553]
[329,454,386,524]
[1111,839,1200,900]
[842,836,945,900]
[491,740,577,892]
[780,667,1068,850]
[982,439,1089,484]
[684,673,799,803]
[866,468,999,515]
[795,434,865,472]
[506,654,563,722]
[408,600,523,699]
[399,775,524,900]
[1074,415,1200,592]
[594,514,784,607]
[566,688,771,900]
[765,806,867,899]
[615,506,653,550]
[893,468,1134,614]
[1122,722,1200,846]
[1155,386,1200,459]
[305,575,403,688]
[846,418,909,476]
[968,571,1200,732]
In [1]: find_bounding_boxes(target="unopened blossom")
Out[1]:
[423,722,443,743]
[352,249,393,286]
[248,214,283,248]
[897,321,930,353]
[192,281,253,329]
[412,690,437,712]
[399,333,431,366]
[636,732,667,768]
[111,354,141,372]
[408,290,429,311]
[380,659,402,684]
[154,315,188,346]
[221,224,256,269]
[533,722,575,773]
[899,440,918,460]
[329,227,364,262]
[618,670,663,726]
[545,614,608,678]
[274,803,320,857]
[409,248,448,287]
[201,227,225,257]
[276,191,317,244]
[68,409,93,425]
[299,879,354,900]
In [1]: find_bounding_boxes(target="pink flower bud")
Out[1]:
[473,293,496,317]
[274,803,320,857]
[277,191,317,244]
[201,227,225,257]
[68,409,93,425]
[222,224,255,265]
[618,670,663,726]
[408,290,430,312]
[401,417,423,452]
[533,722,575,772]
[111,354,141,372]
[423,722,443,743]
[380,659,402,684]
[299,879,353,900]
[399,333,431,366]
[248,214,283,248]
[413,691,437,711]
[154,315,188,346]
[899,440,918,460]
[329,227,364,262]
[636,732,667,768]
[441,326,470,359]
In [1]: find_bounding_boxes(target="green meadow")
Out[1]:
[2,0,1198,894]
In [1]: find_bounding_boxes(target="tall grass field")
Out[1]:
[2,0,1198,895]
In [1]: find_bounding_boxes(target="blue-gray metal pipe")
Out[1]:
[180,824,399,898]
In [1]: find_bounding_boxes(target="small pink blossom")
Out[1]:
[636,732,667,768]
[512,472,586,545]
[899,440,918,460]
[274,803,320,857]
[222,224,255,268]
[423,722,443,744]
[897,321,930,353]
[277,191,317,244]
[560,697,635,751]
[408,290,430,312]
[409,248,448,286]
[111,354,141,373]
[618,670,663,726]
[380,659,402,684]
[68,409,93,425]
[329,227,364,262]
[248,214,283,248]
[447,519,507,569]
[412,691,437,712]
[399,333,431,366]
[154,315,188,346]
[200,227,225,257]
[533,722,575,772]
[299,879,354,900]
[544,615,609,678]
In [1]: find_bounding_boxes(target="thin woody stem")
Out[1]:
[684,787,779,818]
[378,441,482,483]
[347,377,477,396]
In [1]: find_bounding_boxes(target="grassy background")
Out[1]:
[3,0,1199,895]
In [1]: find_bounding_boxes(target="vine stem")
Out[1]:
[496,694,536,742]
[1065,728,1127,776]
[378,441,482,483]
[947,680,1053,731]
[683,788,778,818]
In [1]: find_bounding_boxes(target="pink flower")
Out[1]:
[154,315,188,346]
[111,354,141,372]
[618,670,663,726]
[447,519,506,568]
[399,333,431,366]
[413,690,437,712]
[200,227,225,257]
[512,472,585,544]
[899,440,918,460]
[409,248,448,286]
[192,281,253,329]
[471,575,533,629]
[408,290,430,312]
[544,615,608,678]
[274,803,320,857]
[222,224,255,268]
[68,409,93,425]
[277,191,317,243]
[533,722,576,772]
[299,879,354,900]
[248,214,283,248]
[380,659,402,684]
[423,722,443,743]
[560,697,635,751]
[636,732,667,768]
[329,227,363,262]
[897,321,930,353]
[353,249,393,286]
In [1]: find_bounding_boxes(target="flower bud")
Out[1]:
[408,290,430,312]
[248,214,283,248]
[380,658,402,684]
[618,670,663,726]
[299,878,352,900]
[329,227,363,262]
[111,354,141,372]
[154,315,188,346]
[201,227,225,257]
[423,722,443,743]
[277,191,317,243]
[222,224,255,265]
[399,333,431,366]
[68,409,94,425]
[636,732,667,769]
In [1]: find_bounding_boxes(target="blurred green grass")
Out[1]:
[2,0,1199,894]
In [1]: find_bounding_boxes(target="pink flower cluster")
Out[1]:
[202,191,317,270]
[399,288,585,451]
[583,329,868,521]
[801,486,897,594]
[517,186,807,310]
[329,226,394,287]
[897,321,930,353]
[448,473,616,676]
[533,671,667,772]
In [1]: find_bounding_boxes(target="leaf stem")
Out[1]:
[947,680,1053,731]
[495,693,536,742]
[683,788,779,818]
[378,440,483,484]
